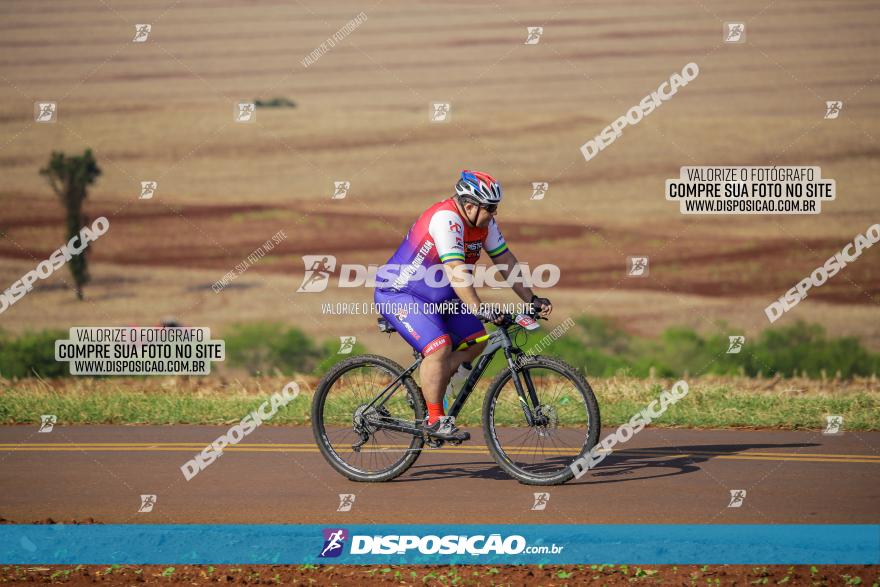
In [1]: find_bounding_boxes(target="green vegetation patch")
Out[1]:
[1,376,877,429]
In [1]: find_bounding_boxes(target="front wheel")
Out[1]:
[482,355,600,485]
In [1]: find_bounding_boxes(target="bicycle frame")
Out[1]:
[361,321,543,437]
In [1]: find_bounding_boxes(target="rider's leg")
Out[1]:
[374,291,469,423]
[420,339,452,423]
[447,341,485,377]
[420,338,472,441]
[444,311,488,377]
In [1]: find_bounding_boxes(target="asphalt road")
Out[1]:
[1,425,878,525]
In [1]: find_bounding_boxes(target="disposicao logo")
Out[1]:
[318,530,566,558]
[319,528,348,558]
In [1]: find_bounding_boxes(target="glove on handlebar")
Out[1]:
[530,294,551,312]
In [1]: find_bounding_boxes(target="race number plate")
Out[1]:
[515,314,540,330]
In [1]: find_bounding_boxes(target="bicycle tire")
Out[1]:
[311,354,426,482]
[482,355,600,485]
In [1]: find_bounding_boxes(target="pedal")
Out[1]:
[425,436,445,449]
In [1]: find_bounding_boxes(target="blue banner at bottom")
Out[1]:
[1,525,877,565]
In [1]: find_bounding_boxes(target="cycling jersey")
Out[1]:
[376,198,508,302]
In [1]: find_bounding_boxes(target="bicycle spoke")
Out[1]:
[318,361,422,476]
[490,363,592,478]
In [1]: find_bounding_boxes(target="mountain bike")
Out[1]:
[311,309,601,485]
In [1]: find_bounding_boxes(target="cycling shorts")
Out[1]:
[374,289,485,356]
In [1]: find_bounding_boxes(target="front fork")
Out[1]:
[503,345,545,427]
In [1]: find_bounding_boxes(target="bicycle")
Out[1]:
[311,309,601,485]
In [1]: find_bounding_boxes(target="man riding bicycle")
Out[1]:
[374,170,552,443]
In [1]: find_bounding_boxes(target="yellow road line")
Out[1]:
[2,442,878,459]
[621,449,880,460]
[0,443,315,447]
[713,455,880,463]
[2,442,879,460]
[0,443,878,463]
[2,448,877,463]
[622,452,880,464]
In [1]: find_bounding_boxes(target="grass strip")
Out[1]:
[1,376,878,429]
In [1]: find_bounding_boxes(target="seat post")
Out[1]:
[377,317,397,334]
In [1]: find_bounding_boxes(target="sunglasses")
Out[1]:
[481,203,498,213]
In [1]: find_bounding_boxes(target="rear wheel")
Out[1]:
[311,354,425,482]
[482,355,600,485]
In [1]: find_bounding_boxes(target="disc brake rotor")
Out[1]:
[535,404,559,435]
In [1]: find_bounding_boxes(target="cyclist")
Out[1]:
[374,170,552,442]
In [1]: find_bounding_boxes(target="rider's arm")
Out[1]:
[443,259,483,315]
[482,218,551,317]
[491,249,553,318]
[491,249,534,303]
[482,220,534,303]
[428,210,486,317]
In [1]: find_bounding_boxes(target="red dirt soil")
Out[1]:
[1,200,876,305]
[1,564,876,585]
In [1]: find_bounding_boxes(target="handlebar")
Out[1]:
[477,306,548,327]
